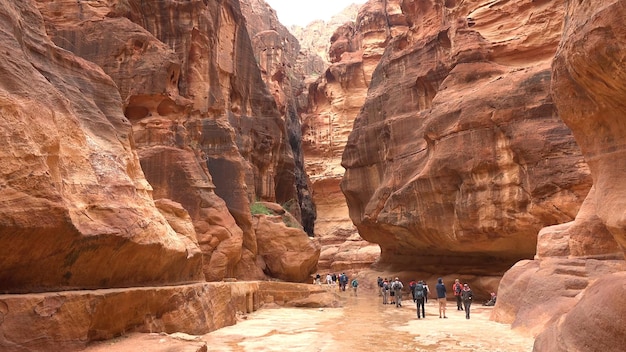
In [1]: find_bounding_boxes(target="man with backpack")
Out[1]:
[381,278,389,304]
[339,273,348,291]
[351,278,359,296]
[413,280,427,319]
[392,277,404,307]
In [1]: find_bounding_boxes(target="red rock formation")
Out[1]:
[494,1,626,349]
[239,0,318,237]
[340,0,592,277]
[302,0,408,272]
[34,0,320,282]
[0,281,337,351]
[0,0,203,294]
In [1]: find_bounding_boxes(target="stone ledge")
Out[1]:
[0,281,335,352]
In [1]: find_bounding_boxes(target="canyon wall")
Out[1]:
[0,0,203,293]
[0,0,321,348]
[339,0,592,284]
[239,0,317,237]
[30,0,319,283]
[493,1,626,350]
[302,0,412,273]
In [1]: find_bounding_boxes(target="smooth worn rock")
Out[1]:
[494,1,626,350]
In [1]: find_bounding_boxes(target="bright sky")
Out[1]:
[264,0,368,27]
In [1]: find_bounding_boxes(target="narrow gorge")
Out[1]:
[0,1,624,351]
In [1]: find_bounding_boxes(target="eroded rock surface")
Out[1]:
[302,0,409,272]
[340,0,591,276]
[33,0,319,282]
[0,0,203,294]
[494,1,626,350]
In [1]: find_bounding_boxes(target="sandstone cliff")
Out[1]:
[302,1,412,273]
[0,0,203,294]
[31,0,319,284]
[239,0,317,237]
[339,0,592,285]
[492,1,626,350]
[0,0,321,349]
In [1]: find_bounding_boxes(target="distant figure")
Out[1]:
[413,280,427,319]
[423,282,430,303]
[339,273,348,291]
[392,277,404,307]
[436,277,447,318]
[377,276,383,296]
[315,273,321,285]
[351,278,359,296]
[326,273,332,285]
[453,279,463,310]
[409,280,417,301]
[382,278,390,304]
[483,292,497,306]
[461,283,474,319]
[331,273,337,286]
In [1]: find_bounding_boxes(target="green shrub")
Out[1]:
[250,202,272,215]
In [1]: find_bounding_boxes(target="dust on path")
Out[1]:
[201,290,534,352]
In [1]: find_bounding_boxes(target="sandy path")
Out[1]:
[201,291,534,352]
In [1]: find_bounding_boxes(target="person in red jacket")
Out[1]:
[453,279,463,311]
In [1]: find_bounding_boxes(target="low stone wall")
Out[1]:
[0,281,334,352]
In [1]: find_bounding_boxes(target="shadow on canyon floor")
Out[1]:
[86,287,533,352]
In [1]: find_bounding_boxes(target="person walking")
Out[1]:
[409,279,417,302]
[423,281,430,304]
[326,273,332,286]
[453,279,463,310]
[392,277,404,307]
[351,278,359,296]
[340,273,348,291]
[436,277,447,318]
[377,277,383,296]
[461,283,474,319]
[414,280,427,319]
[382,278,389,304]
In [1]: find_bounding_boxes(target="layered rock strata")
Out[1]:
[0,0,203,293]
[34,0,319,282]
[239,0,317,237]
[494,1,626,350]
[340,0,592,278]
[303,0,411,272]
[0,0,322,348]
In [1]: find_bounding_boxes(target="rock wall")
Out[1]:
[0,281,338,351]
[0,0,203,293]
[339,0,592,280]
[493,1,626,350]
[239,0,317,237]
[302,0,411,273]
[32,0,319,283]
